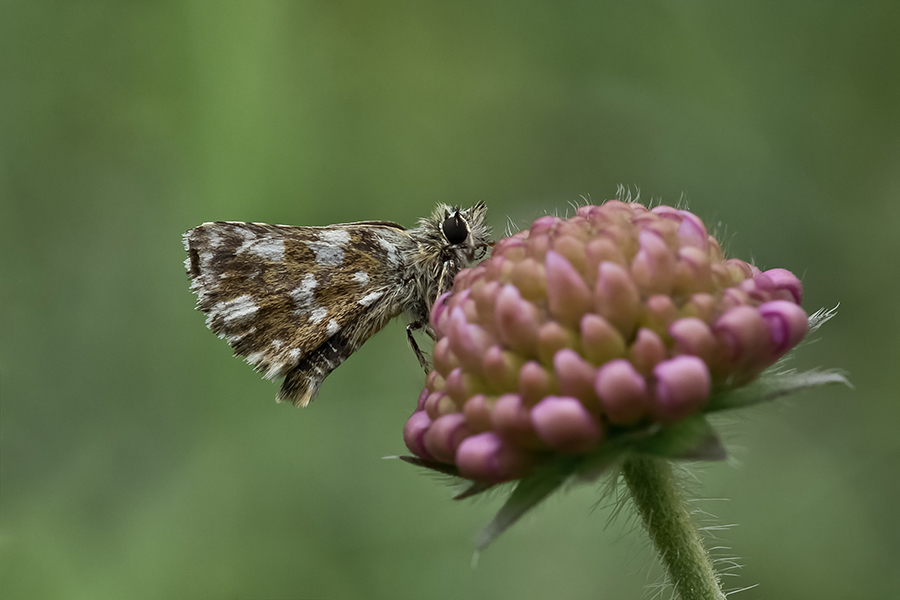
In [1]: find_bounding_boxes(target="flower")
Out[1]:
[404,201,812,483]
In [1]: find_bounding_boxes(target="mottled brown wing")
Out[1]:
[184,221,410,404]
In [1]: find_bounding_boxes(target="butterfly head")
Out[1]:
[429,201,491,264]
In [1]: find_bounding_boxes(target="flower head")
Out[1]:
[405,201,812,483]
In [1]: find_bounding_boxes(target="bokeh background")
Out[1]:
[2,2,898,599]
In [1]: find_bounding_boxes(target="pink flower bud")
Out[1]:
[430,291,453,336]
[713,306,768,370]
[495,284,541,353]
[677,210,709,250]
[459,297,479,326]
[448,308,493,372]
[681,293,717,323]
[430,393,461,420]
[585,236,628,279]
[594,359,651,425]
[600,224,638,260]
[595,261,641,337]
[432,337,460,377]
[472,280,502,327]
[546,250,592,327]
[529,215,562,236]
[762,268,803,304]
[456,432,535,482]
[669,317,716,363]
[651,205,682,220]
[723,259,753,285]
[643,294,679,337]
[575,204,599,219]
[653,356,711,422]
[629,328,668,376]
[481,345,523,391]
[416,387,430,411]
[492,393,542,448]
[519,360,557,406]
[537,321,578,365]
[596,199,635,221]
[423,413,471,463]
[423,391,446,419]
[484,255,512,283]
[632,230,675,294]
[722,287,751,311]
[553,349,600,408]
[580,313,626,365]
[444,368,472,405]
[739,273,775,303]
[527,234,551,262]
[674,246,713,294]
[455,265,485,290]
[462,394,493,433]
[532,396,603,453]
[711,263,735,290]
[557,218,591,241]
[493,236,527,259]
[425,370,445,393]
[403,411,433,459]
[552,235,588,275]
[759,300,808,356]
[510,258,546,302]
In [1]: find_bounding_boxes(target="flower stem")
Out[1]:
[622,455,725,600]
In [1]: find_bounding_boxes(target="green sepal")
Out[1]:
[474,457,581,553]
[397,454,462,477]
[706,369,849,412]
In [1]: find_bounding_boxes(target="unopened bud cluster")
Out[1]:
[404,201,808,482]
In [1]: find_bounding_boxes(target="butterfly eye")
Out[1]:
[442,211,469,245]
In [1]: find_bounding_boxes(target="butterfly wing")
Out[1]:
[184,220,410,405]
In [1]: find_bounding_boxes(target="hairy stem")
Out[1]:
[622,455,725,600]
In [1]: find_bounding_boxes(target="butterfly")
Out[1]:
[184,202,490,406]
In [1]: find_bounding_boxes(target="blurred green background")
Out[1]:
[2,2,898,599]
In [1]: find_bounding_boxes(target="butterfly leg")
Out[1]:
[405,261,457,373]
[437,260,455,297]
[406,321,431,373]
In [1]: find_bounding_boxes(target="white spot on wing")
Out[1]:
[245,350,265,366]
[377,237,400,266]
[305,242,344,266]
[359,290,384,307]
[290,274,318,309]
[265,362,287,379]
[352,271,369,285]
[305,230,350,267]
[321,230,350,245]
[326,319,340,336]
[234,228,259,254]
[247,238,285,262]
[309,307,328,323]
[288,348,301,361]
[217,295,259,324]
